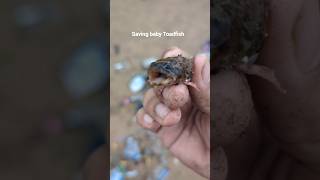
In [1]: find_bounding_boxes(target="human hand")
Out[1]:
[136,47,210,178]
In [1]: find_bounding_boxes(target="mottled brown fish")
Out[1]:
[148,55,198,89]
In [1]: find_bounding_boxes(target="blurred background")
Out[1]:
[0,0,107,179]
[110,0,209,179]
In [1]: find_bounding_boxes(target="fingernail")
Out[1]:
[202,60,210,83]
[144,114,154,125]
[195,53,210,83]
[155,103,170,118]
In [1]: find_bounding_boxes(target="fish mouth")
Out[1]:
[148,69,174,86]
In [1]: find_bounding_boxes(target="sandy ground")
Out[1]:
[110,0,209,179]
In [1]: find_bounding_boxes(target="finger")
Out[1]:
[192,54,210,90]
[162,46,182,58]
[144,95,182,126]
[212,70,252,145]
[161,84,190,109]
[143,88,156,106]
[136,108,161,131]
[158,106,181,126]
[190,54,210,114]
[143,89,165,123]
[162,47,190,58]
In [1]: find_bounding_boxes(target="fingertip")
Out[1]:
[163,84,190,109]
[136,109,153,128]
[136,109,160,131]
[193,54,210,88]
[162,47,183,58]
[162,109,181,126]
[194,54,208,77]
[155,103,170,119]
[143,88,156,105]
[143,113,154,126]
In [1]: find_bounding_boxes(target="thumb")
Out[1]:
[191,54,210,114]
